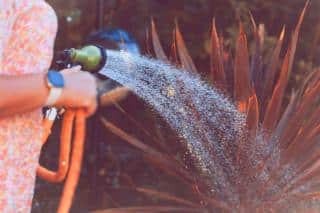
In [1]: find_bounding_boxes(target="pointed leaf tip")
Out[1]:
[263,1,308,130]
[234,23,252,112]
[210,17,226,88]
[261,25,286,115]
[151,19,169,62]
[280,26,286,41]
[175,23,198,73]
[249,11,257,31]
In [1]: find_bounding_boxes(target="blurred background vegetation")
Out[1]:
[33,0,320,212]
[48,0,320,78]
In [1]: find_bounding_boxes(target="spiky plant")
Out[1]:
[96,1,320,212]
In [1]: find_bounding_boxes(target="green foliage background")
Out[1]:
[47,0,320,70]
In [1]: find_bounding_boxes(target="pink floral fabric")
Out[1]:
[0,0,57,212]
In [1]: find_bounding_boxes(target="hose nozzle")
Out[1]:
[61,45,107,73]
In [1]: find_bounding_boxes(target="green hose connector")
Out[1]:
[68,45,107,73]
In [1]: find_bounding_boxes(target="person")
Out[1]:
[0,0,97,212]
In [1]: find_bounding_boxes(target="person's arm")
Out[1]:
[0,4,97,118]
[0,73,49,117]
[0,67,97,118]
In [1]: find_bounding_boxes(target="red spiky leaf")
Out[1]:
[246,91,260,136]
[263,1,308,131]
[234,23,252,113]
[169,28,179,65]
[145,27,152,56]
[261,26,286,115]
[250,22,265,97]
[100,117,195,184]
[210,18,226,88]
[175,22,198,73]
[151,19,169,62]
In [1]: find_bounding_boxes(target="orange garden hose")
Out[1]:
[38,110,74,183]
[38,109,86,213]
[37,87,129,213]
[35,44,111,212]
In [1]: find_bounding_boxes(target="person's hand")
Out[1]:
[55,66,97,117]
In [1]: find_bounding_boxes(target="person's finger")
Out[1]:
[69,65,82,72]
[61,66,82,74]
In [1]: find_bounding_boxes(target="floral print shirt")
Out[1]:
[0,0,57,212]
